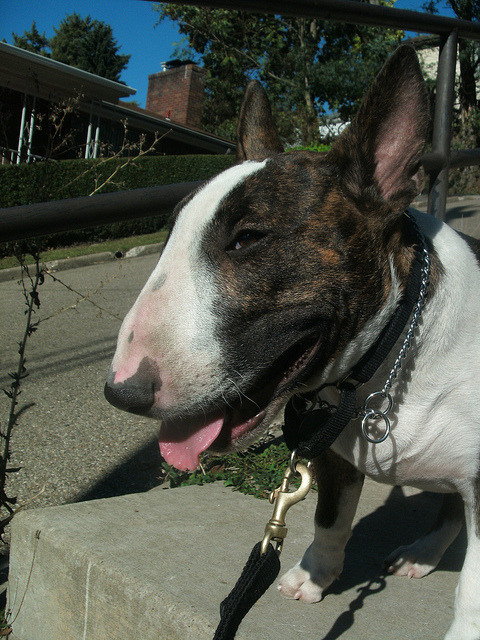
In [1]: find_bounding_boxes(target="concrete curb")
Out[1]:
[0,242,164,283]
[8,480,462,640]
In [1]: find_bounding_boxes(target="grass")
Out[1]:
[161,439,310,499]
[0,230,168,270]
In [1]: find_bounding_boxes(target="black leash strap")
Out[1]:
[213,542,280,640]
[283,381,357,458]
[213,461,313,640]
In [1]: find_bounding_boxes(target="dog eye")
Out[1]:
[227,230,264,252]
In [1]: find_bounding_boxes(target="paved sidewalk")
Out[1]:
[9,480,464,640]
[0,242,163,283]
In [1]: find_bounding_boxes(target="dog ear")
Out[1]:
[237,80,284,161]
[328,45,429,211]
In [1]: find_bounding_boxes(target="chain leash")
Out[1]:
[360,215,431,443]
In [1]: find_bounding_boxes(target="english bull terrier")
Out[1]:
[105,45,480,639]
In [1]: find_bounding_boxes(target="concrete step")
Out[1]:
[8,480,465,640]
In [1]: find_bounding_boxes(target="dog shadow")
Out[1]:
[76,436,165,501]
[318,486,466,640]
[445,204,476,224]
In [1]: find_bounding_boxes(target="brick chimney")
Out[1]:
[146,61,206,129]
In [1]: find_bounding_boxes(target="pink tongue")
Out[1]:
[158,418,224,471]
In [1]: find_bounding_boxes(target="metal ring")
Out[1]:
[362,391,393,416]
[361,409,391,444]
[289,449,298,474]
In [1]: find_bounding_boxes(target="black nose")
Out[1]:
[104,380,154,415]
[104,358,160,415]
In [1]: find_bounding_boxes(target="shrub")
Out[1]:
[0,154,236,255]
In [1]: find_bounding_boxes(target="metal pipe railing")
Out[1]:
[427,30,459,218]
[158,0,480,40]
[0,182,201,243]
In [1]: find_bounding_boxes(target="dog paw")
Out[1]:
[278,553,344,604]
[384,541,439,579]
[278,539,345,602]
[278,563,325,603]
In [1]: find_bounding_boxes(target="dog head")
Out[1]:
[105,45,428,471]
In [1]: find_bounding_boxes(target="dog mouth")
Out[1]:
[158,336,322,471]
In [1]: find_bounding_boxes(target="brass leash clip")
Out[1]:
[260,453,313,556]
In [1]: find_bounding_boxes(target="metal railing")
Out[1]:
[0,182,202,243]
[1,0,480,242]
[1,146,47,166]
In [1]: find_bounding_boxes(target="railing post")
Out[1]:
[427,29,458,220]
[16,91,27,165]
[26,93,37,164]
[93,115,101,159]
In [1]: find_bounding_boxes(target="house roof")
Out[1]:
[0,41,136,103]
[0,41,235,155]
[117,101,236,154]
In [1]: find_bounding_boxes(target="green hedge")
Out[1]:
[0,154,236,255]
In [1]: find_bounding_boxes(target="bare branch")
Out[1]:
[41,270,123,322]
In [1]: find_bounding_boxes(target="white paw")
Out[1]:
[277,546,344,604]
[277,563,325,603]
[385,541,440,579]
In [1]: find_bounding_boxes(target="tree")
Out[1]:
[12,14,130,82]
[50,14,130,81]
[155,3,402,143]
[448,1,479,138]
[76,21,131,81]
[11,21,50,56]
[423,0,479,192]
[49,13,91,68]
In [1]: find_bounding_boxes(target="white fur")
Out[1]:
[280,209,480,639]
[444,498,480,640]
[329,209,480,492]
[111,161,266,412]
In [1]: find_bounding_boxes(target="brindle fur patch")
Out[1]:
[157,46,435,423]
[236,80,284,162]
[203,145,439,403]
[204,153,398,396]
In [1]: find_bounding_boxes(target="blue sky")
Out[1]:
[0,0,455,108]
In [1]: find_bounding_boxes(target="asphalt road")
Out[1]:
[0,252,168,515]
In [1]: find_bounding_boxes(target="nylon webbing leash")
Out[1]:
[212,213,430,640]
[213,457,313,640]
[213,542,280,640]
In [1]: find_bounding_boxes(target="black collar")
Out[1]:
[282,213,430,459]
